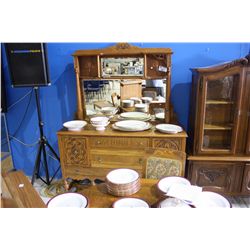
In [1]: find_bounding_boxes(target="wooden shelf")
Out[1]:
[206,100,234,105]
[204,124,233,130]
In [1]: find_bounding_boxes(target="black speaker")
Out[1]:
[4,43,50,87]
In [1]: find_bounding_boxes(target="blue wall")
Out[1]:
[2,42,250,177]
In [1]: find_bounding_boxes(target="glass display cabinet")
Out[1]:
[72,43,172,123]
[187,54,250,195]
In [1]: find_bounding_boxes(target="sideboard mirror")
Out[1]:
[72,43,173,122]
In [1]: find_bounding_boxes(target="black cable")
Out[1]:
[9,88,34,140]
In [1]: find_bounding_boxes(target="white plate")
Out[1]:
[157,176,191,194]
[117,115,151,122]
[106,169,139,185]
[155,112,165,119]
[120,112,150,120]
[112,198,149,208]
[158,198,192,208]
[112,123,152,132]
[115,120,148,130]
[63,120,87,131]
[192,191,231,208]
[47,193,88,208]
[155,124,183,134]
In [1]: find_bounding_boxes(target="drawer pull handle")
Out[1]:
[96,141,101,145]
[97,157,102,162]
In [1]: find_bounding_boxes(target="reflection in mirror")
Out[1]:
[101,57,144,77]
[83,78,166,117]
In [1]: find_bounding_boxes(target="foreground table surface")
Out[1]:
[77,178,162,208]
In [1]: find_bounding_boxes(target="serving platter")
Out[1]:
[155,124,183,134]
[112,123,152,132]
[120,112,151,120]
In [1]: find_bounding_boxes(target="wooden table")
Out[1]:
[76,178,163,208]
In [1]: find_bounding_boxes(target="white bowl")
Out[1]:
[192,191,232,208]
[158,197,192,208]
[122,99,134,108]
[63,120,87,131]
[157,176,191,194]
[90,116,109,125]
[91,121,110,130]
[112,198,149,208]
[106,169,139,185]
[101,107,118,115]
[155,112,165,119]
[47,193,88,208]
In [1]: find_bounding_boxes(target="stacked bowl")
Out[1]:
[105,169,141,196]
[122,99,134,108]
[90,116,110,130]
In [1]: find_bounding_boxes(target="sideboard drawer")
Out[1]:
[89,137,150,149]
[152,138,183,151]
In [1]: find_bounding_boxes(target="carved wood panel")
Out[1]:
[189,161,243,193]
[242,164,250,194]
[89,137,150,148]
[152,139,182,151]
[79,56,98,77]
[61,136,90,166]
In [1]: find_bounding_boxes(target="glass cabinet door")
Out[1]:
[199,72,242,154]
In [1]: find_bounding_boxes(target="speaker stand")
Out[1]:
[31,87,60,186]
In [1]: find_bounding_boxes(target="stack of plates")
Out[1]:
[106,169,141,196]
[155,124,183,134]
[112,120,152,132]
[118,112,151,121]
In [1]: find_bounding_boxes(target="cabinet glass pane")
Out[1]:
[202,74,239,150]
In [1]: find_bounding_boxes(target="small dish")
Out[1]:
[157,176,191,194]
[122,99,134,108]
[155,112,165,120]
[112,198,149,208]
[101,107,118,115]
[91,121,110,130]
[47,192,88,208]
[63,120,87,131]
[90,116,109,125]
[158,197,192,208]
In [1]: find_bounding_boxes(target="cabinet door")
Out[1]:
[242,164,250,194]
[197,69,243,154]
[188,161,243,193]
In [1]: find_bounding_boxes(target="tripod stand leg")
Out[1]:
[31,142,43,185]
[41,143,50,185]
[46,141,60,162]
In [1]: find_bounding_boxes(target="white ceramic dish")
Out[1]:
[192,191,232,208]
[120,112,150,120]
[90,116,109,124]
[157,176,191,194]
[91,121,110,130]
[106,169,139,185]
[63,120,87,131]
[101,107,118,115]
[47,193,88,208]
[155,124,183,134]
[155,112,165,120]
[112,198,149,208]
[122,99,134,107]
[112,123,152,132]
[115,120,148,130]
[158,197,192,208]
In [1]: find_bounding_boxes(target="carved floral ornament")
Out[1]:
[199,169,226,183]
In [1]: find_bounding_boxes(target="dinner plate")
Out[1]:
[47,192,88,208]
[115,120,148,130]
[155,124,183,134]
[106,169,139,185]
[120,112,150,120]
[192,191,232,208]
[157,176,191,194]
[63,120,87,131]
[112,123,152,132]
[117,115,151,122]
[158,197,192,208]
[112,198,149,208]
